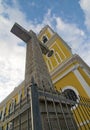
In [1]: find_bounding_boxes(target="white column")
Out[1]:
[73,69,90,97]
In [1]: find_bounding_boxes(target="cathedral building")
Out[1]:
[0,23,90,130]
[38,25,90,99]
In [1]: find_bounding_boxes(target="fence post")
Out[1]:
[30,79,42,130]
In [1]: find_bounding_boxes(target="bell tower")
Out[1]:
[38,25,72,72]
[38,25,90,99]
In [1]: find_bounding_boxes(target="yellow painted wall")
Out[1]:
[13,94,18,104]
[40,26,89,99]
[0,86,25,121]
[55,38,72,58]
[39,28,52,41]
[39,26,73,75]
[3,124,6,130]
[51,63,75,81]
[54,71,88,97]
[6,100,10,116]
[78,67,90,86]
[43,42,72,72]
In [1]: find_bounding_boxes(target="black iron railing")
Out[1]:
[0,82,90,130]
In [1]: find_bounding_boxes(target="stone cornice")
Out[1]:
[50,54,90,78]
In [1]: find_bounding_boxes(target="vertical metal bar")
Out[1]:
[65,100,77,130]
[27,109,30,130]
[19,114,21,130]
[49,87,62,130]
[69,95,87,130]
[30,79,42,130]
[55,90,70,130]
[76,101,87,130]
[80,96,90,119]
[79,96,90,129]
[71,104,83,130]
[42,81,52,130]
[63,89,82,130]
[14,100,16,114]
[6,123,8,130]
[27,88,29,103]
[20,97,21,109]
[82,96,90,117]
[60,90,77,130]
[12,119,14,130]
[79,102,90,128]
[62,92,76,130]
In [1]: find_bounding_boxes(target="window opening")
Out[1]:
[47,50,54,57]
[42,35,48,43]
[62,89,78,102]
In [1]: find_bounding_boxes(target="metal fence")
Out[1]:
[30,80,90,130]
[0,81,90,130]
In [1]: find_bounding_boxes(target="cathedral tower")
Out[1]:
[38,25,90,99]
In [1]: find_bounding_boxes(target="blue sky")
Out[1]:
[18,0,85,30]
[0,0,90,102]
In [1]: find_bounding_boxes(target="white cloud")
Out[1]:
[54,16,90,66]
[0,0,90,102]
[0,0,47,102]
[79,0,90,31]
[43,10,90,66]
[0,0,26,102]
[54,16,85,47]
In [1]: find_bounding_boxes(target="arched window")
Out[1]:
[14,99,16,106]
[9,99,15,114]
[18,91,22,103]
[42,35,48,43]
[47,50,54,57]
[62,89,78,102]
[8,122,13,130]
[8,104,11,114]
[1,106,6,121]
[20,94,22,102]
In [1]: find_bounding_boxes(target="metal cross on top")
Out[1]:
[11,23,53,90]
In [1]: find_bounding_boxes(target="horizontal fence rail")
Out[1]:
[0,82,90,130]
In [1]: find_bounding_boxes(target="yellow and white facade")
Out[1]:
[38,25,90,99]
[38,25,90,129]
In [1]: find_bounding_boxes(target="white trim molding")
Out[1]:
[61,86,79,98]
[55,51,62,63]
[56,42,66,59]
[83,68,90,78]
[46,58,53,71]
[41,34,49,44]
[61,86,80,110]
[73,69,90,97]
[53,52,59,65]
[77,119,90,128]
[47,27,54,36]
[53,64,79,84]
